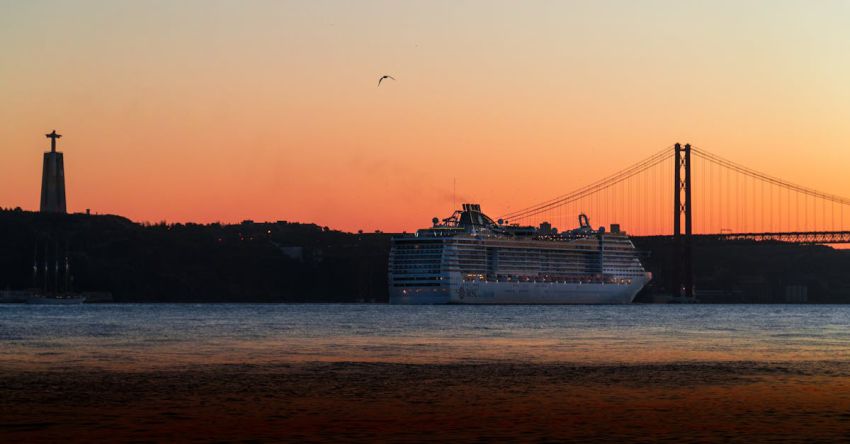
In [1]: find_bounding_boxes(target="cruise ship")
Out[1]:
[389,204,651,304]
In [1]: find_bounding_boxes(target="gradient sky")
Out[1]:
[2,0,850,232]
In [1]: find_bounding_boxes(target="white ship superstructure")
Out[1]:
[389,204,651,304]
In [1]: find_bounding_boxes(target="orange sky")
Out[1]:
[2,1,850,233]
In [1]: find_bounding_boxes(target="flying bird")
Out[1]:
[378,75,396,87]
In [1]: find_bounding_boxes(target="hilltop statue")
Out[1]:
[45,130,62,152]
[40,130,67,213]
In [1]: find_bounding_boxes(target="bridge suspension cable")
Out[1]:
[499,145,673,222]
[690,147,850,206]
[500,143,850,239]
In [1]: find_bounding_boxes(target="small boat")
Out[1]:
[25,294,87,305]
[25,238,87,304]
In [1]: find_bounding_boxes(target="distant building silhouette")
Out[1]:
[40,130,67,213]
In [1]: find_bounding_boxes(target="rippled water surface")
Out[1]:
[2,304,850,370]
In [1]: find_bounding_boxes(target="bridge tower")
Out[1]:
[672,143,694,299]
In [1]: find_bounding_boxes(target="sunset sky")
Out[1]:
[2,1,850,233]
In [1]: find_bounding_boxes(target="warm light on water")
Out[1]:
[3,304,850,370]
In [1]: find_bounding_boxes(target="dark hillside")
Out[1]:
[0,209,391,302]
[3,209,850,303]
[633,236,850,303]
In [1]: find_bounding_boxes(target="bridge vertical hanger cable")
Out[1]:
[652,155,662,232]
[744,173,748,231]
[768,172,772,231]
[738,166,741,230]
[693,145,850,237]
[659,156,662,233]
[735,172,739,231]
[705,155,709,232]
[499,146,673,222]
[700,151,704,232]
[732,171,741,232]
[636,170,640,233]
[503,143,850,241]
[639,163,642,233]
[743,172,755,232]
[741,172,754,233]
[692,146,850,205]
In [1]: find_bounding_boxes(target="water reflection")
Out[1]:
[2,304,850,370]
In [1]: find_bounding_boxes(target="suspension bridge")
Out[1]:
[499,143,850,299]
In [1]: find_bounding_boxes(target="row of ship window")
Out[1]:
[391,264,642,272]
[393,251,639,260]
[393,263,641,270]
[392,277,637,286]
[461,274,635,285]
[395,245,635,254]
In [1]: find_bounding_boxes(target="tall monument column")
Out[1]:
[40,130,67,213]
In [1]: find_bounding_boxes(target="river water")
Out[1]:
[2,304,849,370]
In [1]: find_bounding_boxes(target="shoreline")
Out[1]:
[3,360,850,442]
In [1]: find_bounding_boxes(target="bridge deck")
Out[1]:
[636,231,850,244]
